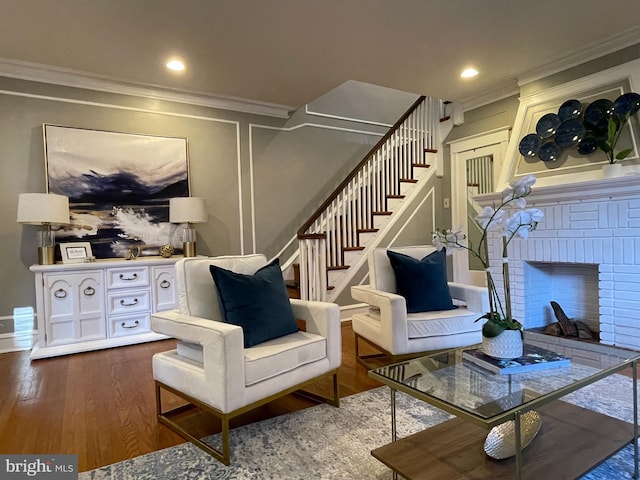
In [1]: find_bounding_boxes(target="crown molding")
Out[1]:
[460,27,640,112]
[517,26,640,87]
[460,82,520,111]
[0,57,293,118]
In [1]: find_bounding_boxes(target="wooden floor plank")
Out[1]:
[0,322,382,472]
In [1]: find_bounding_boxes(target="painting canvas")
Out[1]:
[44,125,189,259]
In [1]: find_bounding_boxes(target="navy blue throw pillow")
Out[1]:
[209,258,299,348]
[386,249,456,313]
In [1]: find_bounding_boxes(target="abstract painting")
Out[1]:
[44,124,189,259]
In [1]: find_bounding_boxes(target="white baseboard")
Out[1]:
[339,303,368,321]
[0,330,34,354]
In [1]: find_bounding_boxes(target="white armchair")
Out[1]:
[152,254,341,464]
[351,245,489,367]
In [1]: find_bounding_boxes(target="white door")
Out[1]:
[449,129,509,286]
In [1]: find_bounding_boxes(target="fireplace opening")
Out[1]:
[522,262,600,338]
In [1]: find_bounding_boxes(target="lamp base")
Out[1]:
[38,246,55,265]
[183,242,197,257]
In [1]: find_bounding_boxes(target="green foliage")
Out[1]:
[601,111,636,164]
[476,312,523,338]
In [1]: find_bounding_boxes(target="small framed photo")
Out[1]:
[60,242,93,264]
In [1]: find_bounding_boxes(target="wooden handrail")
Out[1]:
[297,95,427,238]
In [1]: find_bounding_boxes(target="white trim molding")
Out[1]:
[304,104,393,128]
[517,27,640,87]
[449,128,510,285]
[498,59,640,190]
[461,27,640,113]
[0,331,34,353]
[0,57,293,118]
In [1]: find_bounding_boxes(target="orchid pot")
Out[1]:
[433,174,543,359]
[482,328,523,360]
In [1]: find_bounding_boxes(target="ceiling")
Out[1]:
[1,0,639,111]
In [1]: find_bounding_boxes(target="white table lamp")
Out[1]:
[17,193,70,265]
[169,197,207,257]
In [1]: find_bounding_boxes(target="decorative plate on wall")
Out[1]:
[558,99,582,121]
[555,118,586,148]
[518,133,542,157]
[516,90,639,166]
[577,136,598,155]
[612,92,640,117]
[584,99,613,126]
[536,113,562,138]
[538,141,562,162]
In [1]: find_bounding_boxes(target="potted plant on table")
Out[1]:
[433,174,544,359]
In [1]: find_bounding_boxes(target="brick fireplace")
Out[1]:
[478,176,640,350]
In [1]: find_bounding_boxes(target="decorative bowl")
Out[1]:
[484,410,542,460]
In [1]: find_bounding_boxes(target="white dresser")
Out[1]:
[29,256,180,359]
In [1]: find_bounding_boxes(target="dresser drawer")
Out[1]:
[107,290,151,315]
[109,313,151,337]
[107,266,150,289]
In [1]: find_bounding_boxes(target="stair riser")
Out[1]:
[400,182,417,196]
[413,167,430,181]
[373,215,392,230]
[387,197,404,211]
[327,268,347,285]
[343,249,364,267]
[357,232,378,248]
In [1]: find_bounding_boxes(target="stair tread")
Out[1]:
[440,116,451,122]
[372,211,392,215]
[327,265,350,271]
[424,148,438,153]
[387,194,405,199]
[412,163,431,168]
[399,178,418,183]
[357,228,379,233]
[343,246,365,251]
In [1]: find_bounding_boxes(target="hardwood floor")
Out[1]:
[0,322,383,472]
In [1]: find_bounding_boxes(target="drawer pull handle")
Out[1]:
[121,320,140,329]
[119,273,138,281]
[83,286,96,296]
[54,288,67,299]
[120,298,139,307]
[160,280,171,289]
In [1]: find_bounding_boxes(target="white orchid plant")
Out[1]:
[433,174,544,337]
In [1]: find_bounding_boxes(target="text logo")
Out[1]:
[0,455,77,480]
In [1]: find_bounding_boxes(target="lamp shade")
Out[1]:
[17,193,70,225]
[169,197,207,223]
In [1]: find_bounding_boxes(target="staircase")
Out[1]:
[294,96,451,302]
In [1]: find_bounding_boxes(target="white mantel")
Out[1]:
[477,175,640,350]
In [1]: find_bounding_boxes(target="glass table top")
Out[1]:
[369,339,640,426]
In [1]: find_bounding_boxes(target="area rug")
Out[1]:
[80,375,638,479]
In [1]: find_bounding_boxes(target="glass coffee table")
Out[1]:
[368,338,639,480]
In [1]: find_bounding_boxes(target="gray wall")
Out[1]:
[307,80,419,125]
[1,76,416,333]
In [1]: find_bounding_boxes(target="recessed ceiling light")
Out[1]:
[460,68,478,78]
[166,59,186,72]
